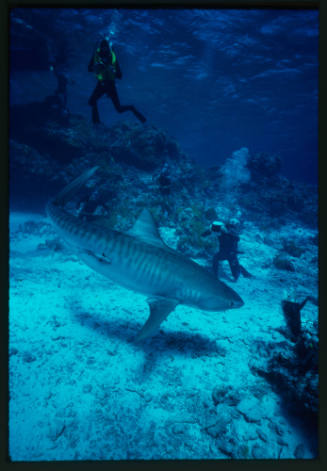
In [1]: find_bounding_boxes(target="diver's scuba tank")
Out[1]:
[93,37,117,81]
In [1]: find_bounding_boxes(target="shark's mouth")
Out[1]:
[84,249,112,265]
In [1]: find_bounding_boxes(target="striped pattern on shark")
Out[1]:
[46,167,244,342]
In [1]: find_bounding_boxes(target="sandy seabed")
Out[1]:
[9,211,318,460]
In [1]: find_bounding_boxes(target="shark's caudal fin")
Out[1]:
[50,166,99,206]
[134,297,178,343]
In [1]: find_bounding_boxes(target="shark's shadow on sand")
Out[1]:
[72,308,223,358]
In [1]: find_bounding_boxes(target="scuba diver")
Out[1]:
[88,39,146,124]
[46,61,75,121]
[49,62,70,111]
[46,39,74,119]
[202,219,253,281]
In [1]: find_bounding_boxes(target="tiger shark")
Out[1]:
[46,167,243,342]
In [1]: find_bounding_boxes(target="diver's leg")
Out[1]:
[229,256,241,281]
[109,85,146,123]
[92,105,100,124]
[212,253,221,279]
[88,83,105,124]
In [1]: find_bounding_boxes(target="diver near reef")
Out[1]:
[88,39,146,124]
[48,61,74,115]
[202,219,253,282]
[45,39,74,119]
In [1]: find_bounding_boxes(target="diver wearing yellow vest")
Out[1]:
[88,39,146,124]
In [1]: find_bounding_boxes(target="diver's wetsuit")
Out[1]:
[54,67,68,108]
[88,44,146,124]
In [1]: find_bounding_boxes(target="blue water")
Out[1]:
[10,8,318,184]
[9,7,319,461]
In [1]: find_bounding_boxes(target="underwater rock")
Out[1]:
[205,421,227,439]
[217,439,235,458]
[281,239,305,258]
[48,420,66,442]
[11,104,89,163]
[37,238,65,252]
[171,423,185,435]
[212,386,240,407]
[216,434,251,459]
[10,347,19,356]
[10,107,204,233]
[268,422,284,436]
[235,444,251,459]
[310,234,318,246]
[294,443,306,459]
[22,351,36,363]
[238,171,317,228]
[107,122,182,171]
[10,139,62,183]
[252,444,269,459]
[18,220,47,235]
[273,254,295,272]
[83,384,92,393]
[256,428,268,443]
[249,324,318,431]
[236,398,262,424]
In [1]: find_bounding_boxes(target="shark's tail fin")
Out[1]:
[50,166,99,206]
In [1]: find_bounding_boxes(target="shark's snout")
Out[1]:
[230,295,244,309]
[222,286,244,310]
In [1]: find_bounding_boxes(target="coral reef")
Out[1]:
[9,103,318,257]
[273,254,295,272]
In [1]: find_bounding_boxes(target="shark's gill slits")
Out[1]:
[135,248,145,274]
[130,249,138,271]
[118,237,125,258]
[110,236,118,259]
[146,256,155,283]
[139,254,149,279]
[125,238,132,262]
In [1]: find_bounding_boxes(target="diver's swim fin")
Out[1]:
[133,109,146,123]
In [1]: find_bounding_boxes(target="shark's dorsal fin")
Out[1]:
[127,209,166,248]
[134,297,178,343]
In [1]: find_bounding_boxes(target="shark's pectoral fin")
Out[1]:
[134,298,178,343]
